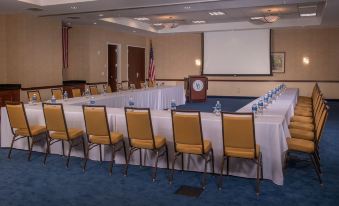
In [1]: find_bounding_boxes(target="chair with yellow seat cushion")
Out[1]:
[219,112,263,195]
[42,103,86,167]
[51,88,63,100]
[6,102,47,161]
[27,90,42,102]
[105,84,112,93]
[297,83,319,104]
[71,88,82,97]
[124,107,169,181]
[169,110,214,188]
[89,85,99,95]
[82,105,126,175]
[286,105,329,185]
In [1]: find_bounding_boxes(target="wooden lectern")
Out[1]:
[185,76,208,102]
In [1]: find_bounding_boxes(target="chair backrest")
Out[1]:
[42,103,67,134]
[121,82,129,90]
[89,86,99,95]
[171,111,203,149]
[72,88,82,97]
[6,102,30,134]
[124,107,154,146]
[83,105,110,137]
[221,112,256,152]
[106,85,112,93]
[315,105,329,143]
[51,88,63,100]
[27,90,41,102]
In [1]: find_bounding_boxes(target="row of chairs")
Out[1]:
[286,83,329,185]
[5,102,263,194]
[26,85,111,102]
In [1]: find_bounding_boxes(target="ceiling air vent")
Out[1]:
[298,5,317,17]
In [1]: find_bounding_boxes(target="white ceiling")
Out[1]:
[0,0,338,35]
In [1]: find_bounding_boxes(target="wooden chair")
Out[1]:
[42,103,86,167]
[105,85,112,93]
[27,90,42,102]
[82,105,127,175]
[124,107,169,181]
[51,88,63,100]
[71,88,82,97]
[169,110,214,189]
[89,85,99,95]
[6,102,47,160]
[219,112,263,195]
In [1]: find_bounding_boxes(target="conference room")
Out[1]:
[0,0,338,205]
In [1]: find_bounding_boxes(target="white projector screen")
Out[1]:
[203,29,271,75]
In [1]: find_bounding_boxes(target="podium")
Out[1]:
[185,76,208,102]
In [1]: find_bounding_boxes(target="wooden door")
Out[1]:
[108,45,118,91]
[128,46,145,89]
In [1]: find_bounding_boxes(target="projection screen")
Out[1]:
[203,29,271,75]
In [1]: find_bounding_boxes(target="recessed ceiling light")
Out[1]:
[250,17,263,20]
[134,17,150,21]
[98,14,104,17]
[300,13,316,17]
[70,6,78,10]
[132,30,136,33]
[192,20,206,24]
[184,6,191,9]
[153,23,163,26]
[93,22,97,24]
[209,11,225,16]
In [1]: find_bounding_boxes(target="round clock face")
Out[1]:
[193,80,204,92]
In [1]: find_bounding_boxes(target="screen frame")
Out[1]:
[201,29,272,77]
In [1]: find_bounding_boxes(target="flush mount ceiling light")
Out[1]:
[133,17,150,21]
[250,9,280,24]
[209,11,225,16]
[192,20,206,24]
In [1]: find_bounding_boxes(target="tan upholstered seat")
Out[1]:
[291,115,313,123]
[176,140,212,155]
[72,88,82,97]
[89,132,123,145]
[50,128,83,140]
[295,105,312,111]
[83,105,126,175]
[15,125,46,137]
[170,110,214,188]
[289,122,314,131]
[225,144,260,159]
[287,138,314,153]
[51,88,63,100]
[294,110,313,117]
[6,102,47,160]
[124,107,169,181]
[43,103,86,167]
[290,128,314,141]
[89,86,99,95]
[131,136,166,149]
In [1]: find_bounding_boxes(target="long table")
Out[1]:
[0,87,298,185]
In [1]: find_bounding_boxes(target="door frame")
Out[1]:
[127,45,146,82]
[107,42,122,83]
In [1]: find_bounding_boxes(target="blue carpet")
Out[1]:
[0,98,338,206]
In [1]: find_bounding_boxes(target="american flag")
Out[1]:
[62,25,71,69]
[148,42,155,82]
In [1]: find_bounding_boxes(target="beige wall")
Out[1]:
[5,14,62,88]
[152,28,339,98]
[0,15,7,83]
[64,25,148,83]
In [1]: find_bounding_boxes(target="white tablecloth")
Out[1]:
[63,85,186,110]
[0,88,299,185]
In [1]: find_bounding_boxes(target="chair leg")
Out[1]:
[181,153,184,172]
[169,153,179,184]
[310,153,322,185]
[201,155,208,189]
[218,157,225,190]
[109,145,116,176]
[61,140,65,156]
[226,156,230,175]
[66,141,73,168]
[139,149,142,167]
[256,158,260,196]
[211,149,215,174]
[82,136,87,158]
[122,141,127,164]
[152,150,160,182]
[99,144,103,163]
[124,148,135,176]
[44,137,51,165]
[165,145,169,170]
[83,144,90,172]
[313,153,322,174]
[260,153,264,180]
[27,137,33,161]
[7,135,17,159]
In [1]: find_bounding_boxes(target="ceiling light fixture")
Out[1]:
[98,14,104,17]
[209,11,225,16]
[153,23,163,26]
[133,17,150,21]
[70,6,78,10]
[192,20,206,24]
[184,6,191,9]
[93,22,97,24]
[300,13,316,17]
